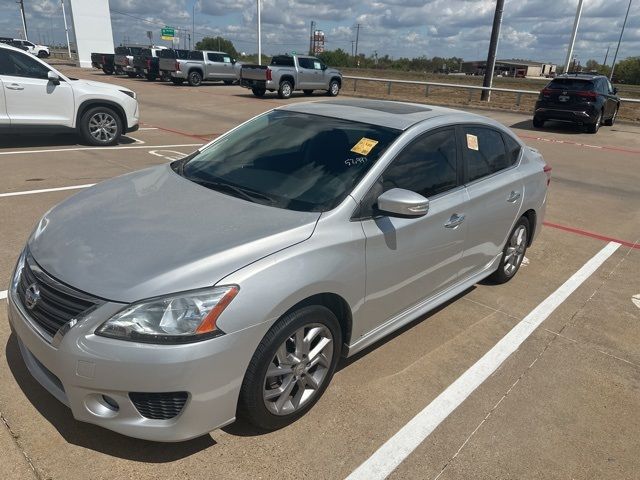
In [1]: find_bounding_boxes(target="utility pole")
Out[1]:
[257,0,262,65]
[61,0,72,58]
[610,0,633,80]
[17,0,28,40]
[603,46,610,66]
[481,0,504,101]
[192,0,197,51]
[354,23,360,67]
[309,20,315,55]
[563,0,584,74]
[351,40,354,58]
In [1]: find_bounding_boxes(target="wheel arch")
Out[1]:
[330,76,342,87]
[75,100,127,130]
[522,209,537,246]
[279,75,295,89]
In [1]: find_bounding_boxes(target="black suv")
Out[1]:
[533,74,620,133]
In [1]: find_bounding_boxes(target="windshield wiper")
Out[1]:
[194,179,275,205]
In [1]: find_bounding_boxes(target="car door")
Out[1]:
[357,127,469,337]
[1,48,74,126]
[296,57,317,89]
[458,125,523,280]
[206,53,225,79]
[603,78,618,119]
[219,54,235,80]
[310,58,327,89]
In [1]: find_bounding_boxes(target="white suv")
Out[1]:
[0,44,139,146]
[5,39,50,58]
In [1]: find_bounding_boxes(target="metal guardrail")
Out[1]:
[343,75,640,106]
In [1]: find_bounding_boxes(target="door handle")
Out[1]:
[6,83,24,90]
[444,214,465,229]
[507,191,521,203]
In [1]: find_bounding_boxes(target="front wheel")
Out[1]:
[238,305,342,431]
[252,87,266,97]
[37,51,49,58]
[327,79,340,97]
[532,116,544,128]
[79,106,123,147]
[488,217,530,284]
[278,80,293,99]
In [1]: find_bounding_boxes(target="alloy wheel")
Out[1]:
[88,112,118,143]
[263,323,333,416]
[504,225,527,276]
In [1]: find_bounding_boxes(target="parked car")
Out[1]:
[240,54,342,99]
[158,48,190,80]
[7,98,549,441]
[533,73,620,133]
[114,46,144,77]
[91,52,116,75]
[132,46,168,81]
[170,50,239,86]
[0,37,49,57]
[0,43,139,145]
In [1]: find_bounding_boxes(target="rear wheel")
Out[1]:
[603,107,618,126]
[532,116,544,128]
[188,70,203,86]
[79,106,123,147]
[278,80,293,99]
[488,217,530,284]
[303,89,314,96]
[238,305,342,431]
[145,74,156,81]
[252,87,266,97]
[586,110,602,134]
[102,67,114,75]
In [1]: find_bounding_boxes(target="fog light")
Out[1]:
[102,395,119,412]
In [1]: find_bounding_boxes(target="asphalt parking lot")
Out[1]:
[1,66,639,480]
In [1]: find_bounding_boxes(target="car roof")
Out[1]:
[554,73,603,80]
[279,99,487,130]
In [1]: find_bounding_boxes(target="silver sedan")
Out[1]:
[7,99,549,441]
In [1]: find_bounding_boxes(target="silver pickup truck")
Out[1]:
[239,54,342,99]
[169,50,241,86]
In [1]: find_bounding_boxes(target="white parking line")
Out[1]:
[0,143,201,156]
[0,184,95,198]
[346,241,621,480]
[0,290,6,300]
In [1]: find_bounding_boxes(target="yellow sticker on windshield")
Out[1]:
[466,134,479,151]
[351,137,379,156]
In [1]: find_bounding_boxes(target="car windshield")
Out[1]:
[547,79,595,91]
[176,110,400,212]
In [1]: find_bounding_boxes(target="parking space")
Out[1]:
[0,66,638,480]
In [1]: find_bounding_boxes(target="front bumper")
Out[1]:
[7,287,263,442]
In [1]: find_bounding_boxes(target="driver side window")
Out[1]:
[3,50,50,79]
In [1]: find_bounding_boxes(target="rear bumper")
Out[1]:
[534,105,598,123]
[240,78,267,89]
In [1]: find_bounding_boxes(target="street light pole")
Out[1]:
[610,0,633,80]
[17,0,28,40]
[61,0,72,58]
[192,0,197,50]
[481,0,505,102]
[257,0,262,65]
[563,0,584,74]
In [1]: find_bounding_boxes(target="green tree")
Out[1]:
[195,36,239,58]
[614,57,640,84]
[317,48,351,67]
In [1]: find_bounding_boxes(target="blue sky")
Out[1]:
[1,0,638,65]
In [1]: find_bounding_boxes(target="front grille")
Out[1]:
[16,254,100,339]
[129,392,189,420]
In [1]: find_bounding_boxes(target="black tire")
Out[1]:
[278,80,293,99]
[37,50,48,58]
[252,87,266,97]
[532,117,544,128]
[488,217,530,284]
[238,305,342,431]
[603,107,618,126]
[102,67,114,75]
[303,90,314,96]
[188,70,203,86]
[326,79,340,97]
[586,110,602,134]
[126,72,137,78]
[79,106,123,147]
[145,74,157,82]
[171,78,185,85]
[223,80,235,85]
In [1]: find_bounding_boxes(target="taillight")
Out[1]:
[266,68,272,81]
[576,91,597,101]
[541,88,553,97]
[175,61,180,71]
[543,165,552,186]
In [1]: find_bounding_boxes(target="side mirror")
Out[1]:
[47,71,60,85]
[612,87,618,94]
[377,188,429,218]
[322,64,328,70]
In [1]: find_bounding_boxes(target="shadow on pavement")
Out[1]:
[510,119,588,135]
[0,134,138,149]
[5,334,216,461]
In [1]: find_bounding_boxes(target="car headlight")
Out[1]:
[120,90,136,100]
[96,286,238,344]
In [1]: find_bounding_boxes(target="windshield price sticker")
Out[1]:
[466,134,479,151]
[351,138,379,156]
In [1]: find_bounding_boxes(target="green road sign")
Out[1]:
[161,27,175,39]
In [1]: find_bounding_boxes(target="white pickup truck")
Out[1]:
[239,54,342,99]
[0,43,139,146]
[169,50,240,86]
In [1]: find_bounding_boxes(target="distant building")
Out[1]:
[461,59,557,78]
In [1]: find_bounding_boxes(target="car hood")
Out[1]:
[28,165,320,303]
[70,78,131,93]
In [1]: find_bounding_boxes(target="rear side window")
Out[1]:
[115,47,128,54]
[158,49,176,59]
[271,56,294,67]
[547,79,594,91]
[502,134,522,166]
[380,128,458,198]
[189,51,204,60]
[463,126,510,182]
